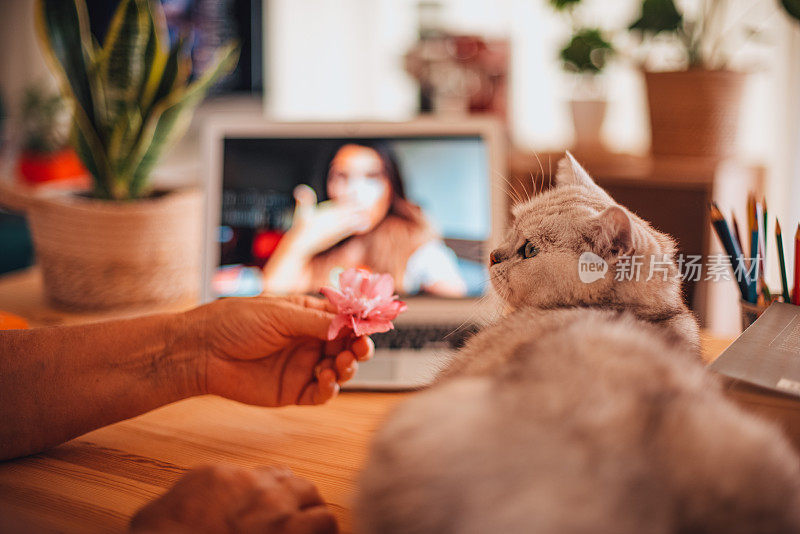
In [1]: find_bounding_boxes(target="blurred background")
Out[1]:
[1,0,800,334]
[2,1,796,165]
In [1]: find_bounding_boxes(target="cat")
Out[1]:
[355,153,800,534]
[500,153,697,347]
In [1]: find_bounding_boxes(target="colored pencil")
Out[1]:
[777,220,791,303]
[755,200,765,289]
[732,214,743,255]
[709,203,751,301]
[762,198,768,265]
[748,200,760,302]
[794,224,800,305]
[749,235,759,301]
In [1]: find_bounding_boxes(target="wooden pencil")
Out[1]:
[748,200,760,301]
[732,214,743,254]
[709,203,751,301]
[755,200,765,292]
[777,220,792,303]
[762,198,768,263]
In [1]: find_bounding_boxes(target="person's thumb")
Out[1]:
[282,303,335,340]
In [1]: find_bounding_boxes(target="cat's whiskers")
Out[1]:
[442,269,505,341]
[532,151,547,196]
[442,287,499,341]
[491,180,515,205]
[531,170,549,199]
[529,171,541,201]
[493,170,525,206]
[491,172,518,204]
[443,294,488,340]
[533,150,545,178]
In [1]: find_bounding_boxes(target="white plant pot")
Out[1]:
[24,187,203,310]
[570,99,607,151]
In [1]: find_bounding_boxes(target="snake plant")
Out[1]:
[35,0,239,200]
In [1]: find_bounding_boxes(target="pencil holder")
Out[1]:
[740,300,769,331]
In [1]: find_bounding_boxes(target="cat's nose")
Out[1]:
[489,250,504,266]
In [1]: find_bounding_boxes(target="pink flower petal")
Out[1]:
[327,314,351,340]
[321,268,407,339]
[320,287,347,308]
[362,273,394,300]
[352,317,394,337]
[371,300,406,320]
[339,267,367,292]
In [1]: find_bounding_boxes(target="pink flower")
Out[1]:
[320,268,407,340]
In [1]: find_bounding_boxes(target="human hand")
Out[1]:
[130,465,337,534]
[286,185,372,256]
[185,296,374,406]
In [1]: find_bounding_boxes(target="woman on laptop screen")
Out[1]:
[261,141,467,297]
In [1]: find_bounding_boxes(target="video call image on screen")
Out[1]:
[215,136,491,299]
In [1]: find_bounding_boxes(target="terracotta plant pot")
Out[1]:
[644,70,746,158]
[24,188,203,310]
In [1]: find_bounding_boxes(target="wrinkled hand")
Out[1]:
[186,296,373,406]
[130,465,337,534]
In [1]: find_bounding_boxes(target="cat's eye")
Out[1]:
[521,241,539,259]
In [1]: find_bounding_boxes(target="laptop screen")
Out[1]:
[215,135,491,299]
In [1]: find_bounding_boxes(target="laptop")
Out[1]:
[202,118,507,389]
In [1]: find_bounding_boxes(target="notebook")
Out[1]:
[710,303,800,397]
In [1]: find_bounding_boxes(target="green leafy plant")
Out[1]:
[629,0,701,65]
[560,28,615,74]
[628,0,780,69]
[20,86,71,154]
[35,0,239,200]
[549,0,615,76]
[629,0,683,35]
[548,0,582,12]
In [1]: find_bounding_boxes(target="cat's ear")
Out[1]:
[590,206,636,257]
[555,152,613,201]
[555,151,593,187]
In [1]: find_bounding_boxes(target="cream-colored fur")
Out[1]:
[490,152,698,353]
[355,154,800,534]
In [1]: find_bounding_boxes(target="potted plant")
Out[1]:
[549,0,615,151]
[628,0,755,158]
[28,0,238,309]
[17,86,87,185]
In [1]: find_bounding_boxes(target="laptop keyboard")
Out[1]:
[371,324,481,351]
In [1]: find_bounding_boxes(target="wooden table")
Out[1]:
[0,268,731,533]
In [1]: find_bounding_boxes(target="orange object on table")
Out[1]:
[0,311,29,330]
[18,148,86,184]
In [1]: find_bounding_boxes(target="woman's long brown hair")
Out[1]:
[307,140,436,290]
